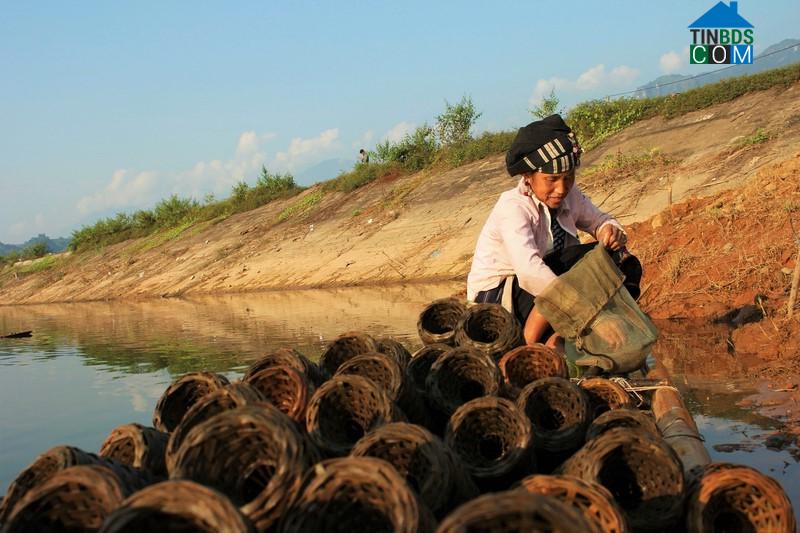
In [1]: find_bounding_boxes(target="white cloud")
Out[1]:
[383,121,416,143]
[352,129,374,149]
[76,170,158,214]
[236,130,277,157]
[273,128,340,172]
[529,64,640,107]
[660,48,689,74]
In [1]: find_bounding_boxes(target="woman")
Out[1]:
[466,114,641,348]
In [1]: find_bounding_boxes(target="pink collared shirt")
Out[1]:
[466,177,624,300]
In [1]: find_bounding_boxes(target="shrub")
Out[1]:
[435,95,482,146]
[438,130,516,168]
[530,89,562,119]
[324,161,400,193]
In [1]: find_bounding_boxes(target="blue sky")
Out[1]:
[1,0,797,243]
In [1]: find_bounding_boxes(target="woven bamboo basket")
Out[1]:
[375,336,412,370]
[351,422,477,518]
[0,445,156,524]
[334,352,429,428]
[278,456,434,533]
[498,344,569,398]
[453,303,524,361]
[560,427,684,531]
[152,371,230,433]
[516,378,591,468]
[165,382,265,473]
[99,423,168,477]
[578,377,633,418]
[306,374,401,457]
[518,474,629,533]
[436,490,592,533]
[685,462,796,533]
[2,465,126,532]
[408,343,450,394]
[417,297,466,346]
[425,347,502,418]
[244,365,314,424]
[243,347,323,386]
[170,404,317,532]
[318,331,378,378]
[100,479,253,533]
[335,352,405,401]
[445,396,534,489]
[585,408,659,441]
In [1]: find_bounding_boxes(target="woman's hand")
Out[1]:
[597,224,627,251]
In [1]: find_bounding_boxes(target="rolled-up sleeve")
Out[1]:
[572,189,625,238]
[497,203,558,296]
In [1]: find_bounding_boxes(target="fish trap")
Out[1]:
[454,303,524,361]
[445,396,533,488]
[99,423,168,477]
[170,405,317,532]
[318,331,378,378]
[305,374,400,457]
[425,347,501,419]
[243,347,323,386]
[560,427,684,531]
[100,479,252,533]
[518,474,629,533]
[351,422,477,518]
[586,408,659,441]
[436,490,592,533]
[152,371,230,433]
[375,336,412,370]
[578,377,633,418]
[417,297,466,346]
[686,462,796,533]
[498,344,569,398]
[516,377,591,460]
[278,456,433,533]
[3,465,126,532]
[244,365,314,424]
[165,382,265,473]
[0,445,156,524]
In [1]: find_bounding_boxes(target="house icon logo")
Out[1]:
[689,1,754,64]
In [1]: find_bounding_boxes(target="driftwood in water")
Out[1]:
[1,330,32,339]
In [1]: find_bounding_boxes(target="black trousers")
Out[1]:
[474,243,642,328]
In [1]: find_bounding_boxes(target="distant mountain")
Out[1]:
[0,234,70,255]
[295,158,355,186]
[636,38,800,98]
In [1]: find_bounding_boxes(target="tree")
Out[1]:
[530,89,562,119]
[435,95,482,146]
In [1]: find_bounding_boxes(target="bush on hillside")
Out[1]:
[436,95,482,146]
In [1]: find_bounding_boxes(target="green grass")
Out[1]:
[567,62,800,150]
[736,128,770,148]
[582,148,678,178]
[278,189,326,221]
[17,255,60,274]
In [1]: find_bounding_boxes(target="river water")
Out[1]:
[1,282,797,510]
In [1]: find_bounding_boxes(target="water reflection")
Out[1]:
[0,284,797,510]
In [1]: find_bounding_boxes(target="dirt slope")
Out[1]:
[1,81,799,310]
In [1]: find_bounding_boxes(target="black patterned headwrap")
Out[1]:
[505,114,582,176]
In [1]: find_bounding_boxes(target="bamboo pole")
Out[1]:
[647,367,711,475]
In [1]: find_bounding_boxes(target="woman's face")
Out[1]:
[526,170,575,209]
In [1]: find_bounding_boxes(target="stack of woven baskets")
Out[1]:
[0,298,794,532]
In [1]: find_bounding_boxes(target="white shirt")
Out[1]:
[466,177,624,300]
